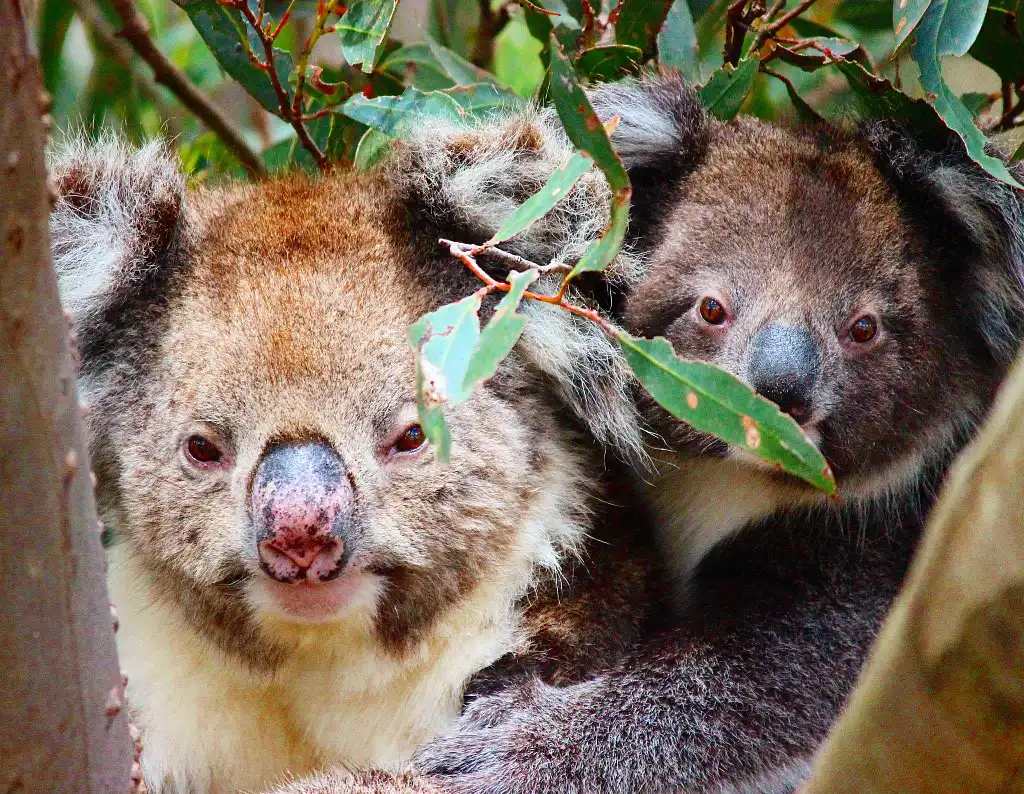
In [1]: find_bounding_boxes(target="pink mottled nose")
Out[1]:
[250,442,354,584]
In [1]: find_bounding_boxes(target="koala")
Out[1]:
[49,135,663,794]
[394,77,1024,794]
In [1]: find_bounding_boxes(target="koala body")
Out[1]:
[400,78,1024,794]
[51,138,658,794]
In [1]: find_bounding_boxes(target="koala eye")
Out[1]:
[184,435,224,467]
[699,296,728,326]
[849,315,878,344]
[392,424,427,455]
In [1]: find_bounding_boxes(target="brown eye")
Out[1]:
[393,424,426,454]
[699,296,727,325]
[185,435,222,465]
[850,315,878,344]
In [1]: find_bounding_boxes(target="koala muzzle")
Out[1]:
[250,442,354,584]
[746,324,820,424]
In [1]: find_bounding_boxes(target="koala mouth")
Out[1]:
[251,566,382,625]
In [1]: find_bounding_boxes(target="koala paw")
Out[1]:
[414,678,599,794]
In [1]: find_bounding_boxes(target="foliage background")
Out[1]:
[35,0,1024,182]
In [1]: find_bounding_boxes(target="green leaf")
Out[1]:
[494,13,546,97]
[409,293,485,462]
[427,37,499,86]
[39,0,74,97]
[617,333,836,494]
[485,153,594,247]
[338,0,398,73]
[969,7,1024,83]
[180,0,294,115]
[340,87,466,137]
[463,270,540,392]
[699,55,758,121]
[380,44,456,91]
[353,128,394,170]
[428,0,481,60]
[615,0,674,56]
[893,0,933,47]
[773,37,869,71]
[568,191,630,277]
[575,45,644,81]
[912,0,1021,188]
[961,91,995,117]
[658,0,699,82]
[443,83,525,116]
[549,36,629,190]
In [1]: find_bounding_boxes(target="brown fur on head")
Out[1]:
[51,137,593,668]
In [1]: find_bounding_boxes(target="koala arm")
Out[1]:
[414,524,912,794]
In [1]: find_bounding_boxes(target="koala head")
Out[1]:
[50,137,593,667]
[425,76,1024,505]
[603,78,1024,500]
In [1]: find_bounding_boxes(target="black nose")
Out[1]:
[746,324,820,424]
[249,442,355,583]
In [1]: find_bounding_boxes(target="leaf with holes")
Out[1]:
[618,333,836,494]
[340,87,466,137]
[699,56,758,121]
[463,270,540,392]
[428,37,500,86]
[408,293,484,462]
[338,0,398,73]
[657,0,699,81]
[484,153,594,248]
[912,0,1021,187]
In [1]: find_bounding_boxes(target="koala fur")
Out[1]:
[395,77,1024,794]
[50,135,662,794]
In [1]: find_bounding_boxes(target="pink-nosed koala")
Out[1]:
[50,135,660,794]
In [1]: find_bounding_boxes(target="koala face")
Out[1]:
[623,123,982,492]
[54,143,590,669]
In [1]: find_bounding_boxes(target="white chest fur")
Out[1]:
[108,546,521,794]
[645,456,814,593]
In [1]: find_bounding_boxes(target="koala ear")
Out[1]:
[865,124,1024,363]
[49,135,187,329]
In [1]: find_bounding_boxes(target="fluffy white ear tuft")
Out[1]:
[48,134,185,323]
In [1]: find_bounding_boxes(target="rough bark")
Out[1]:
[0,1,133,791]
[801,352,1024,793]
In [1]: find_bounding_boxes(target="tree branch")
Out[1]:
[103,0,266,177]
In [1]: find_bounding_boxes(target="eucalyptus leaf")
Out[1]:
[617,333,836,493]
[969,7,1024,83]
[893,0,933,47]
[379,44,456,91]
[340,87,466,137]
[699,55,758,121]
[658,0,699,81]
[338,0,398,73]
[353,128,394,170]
[444,83,524,115]
[485,153,594,247]
[427,37,500,86]
[463,270,541,392]
[615,0,674,56]
[912,0,1021,188]
[575,45,644,81]
[179,0,294,115]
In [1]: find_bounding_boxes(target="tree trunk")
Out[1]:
[0,1,132,791]
[801,354,1024,792]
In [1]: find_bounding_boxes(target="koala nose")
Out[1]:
[250,442,354,584]
[746,324,820,424]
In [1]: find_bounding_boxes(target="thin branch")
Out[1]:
[228,0,328,170]
[441,239,615,334]
[104,0,266,177]
[746,0,786,55]
[762,0,819,38]
[724,0,766,66]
